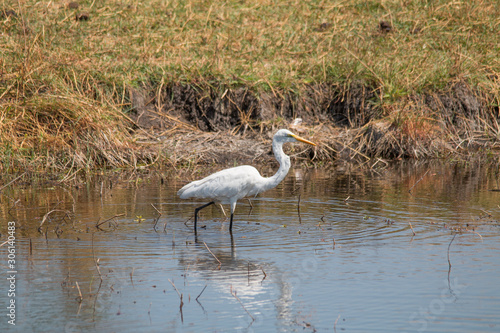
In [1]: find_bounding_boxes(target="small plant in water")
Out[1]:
[134,215,146,223]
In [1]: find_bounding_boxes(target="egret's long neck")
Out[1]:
[260,139,291,192]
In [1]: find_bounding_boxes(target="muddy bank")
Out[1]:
[129,80,499,166]
[2,79,497,175]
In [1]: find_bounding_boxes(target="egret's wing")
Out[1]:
[177,165,263,202]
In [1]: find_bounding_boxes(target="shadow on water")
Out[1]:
[1,161,500,332]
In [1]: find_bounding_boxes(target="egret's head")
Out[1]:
[274,129,316,146]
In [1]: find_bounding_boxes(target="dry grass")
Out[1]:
[0,0,499,172]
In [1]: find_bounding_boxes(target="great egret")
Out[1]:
[177,129,316,234]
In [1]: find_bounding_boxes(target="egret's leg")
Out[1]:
[229,213,234,233]
[194,201,215,233]
[229,201,237,233]
[230,232,235,254]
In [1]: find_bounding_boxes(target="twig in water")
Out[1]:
[128,268,135,287]
[344,196,350,205]
[447,233,457,286]
[29,238,33,255]
[168,278,184,322]
[91,233,103,282]
[470,230,483,242]
[408,169,430,195]
[95,259,103,282]
[168,279,183,300]
[8,199,21,215]
[196,284,208,301]
[230,285,255,322]
[479,209,492,218]
[59,167,81,183]
[75,281,83,303]
[151,203,162,231]
[409,222,416,236]
[203,242,222,269]
[261,267,267,282]
[95,213,125,229]
[333,237,336,250]
[447,234,457,270]
[246,198,254,215]
[0,172,26,192]
[334,314,341,332]
[291,185,302,195]
[39,209,71,227]
[218,203,228,218]
[183,217,192,228]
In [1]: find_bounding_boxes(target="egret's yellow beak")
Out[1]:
[291,134,316,146]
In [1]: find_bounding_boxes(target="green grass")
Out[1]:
[0,0,499,171]
[4,0,498,92]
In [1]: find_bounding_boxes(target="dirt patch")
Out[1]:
[127,79,498,166]
[425,81,489,132]
[130,82,378,132]
[129,82,378,165]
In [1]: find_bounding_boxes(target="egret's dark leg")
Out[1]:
[229,213,234,233]
[230,232,235,255]
[194,201,215,233]
[229,202,237,233]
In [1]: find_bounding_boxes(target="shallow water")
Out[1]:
[1,162,500,332]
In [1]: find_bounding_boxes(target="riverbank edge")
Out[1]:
[1,79,499,177]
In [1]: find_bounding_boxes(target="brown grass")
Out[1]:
[0,91,150,172]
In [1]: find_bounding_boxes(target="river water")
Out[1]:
[1,161,499,332]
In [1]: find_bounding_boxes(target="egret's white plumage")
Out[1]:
[178,129,316,233]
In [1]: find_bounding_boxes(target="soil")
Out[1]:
[129,80,499,166]
[132,82,377,132]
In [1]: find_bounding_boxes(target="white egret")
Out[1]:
[177,129,316,234]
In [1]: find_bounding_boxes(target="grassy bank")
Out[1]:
[1,0,499,173]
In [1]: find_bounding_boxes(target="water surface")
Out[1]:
[1,162,499,332]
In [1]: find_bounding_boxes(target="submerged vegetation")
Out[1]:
[0,0,499,174]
